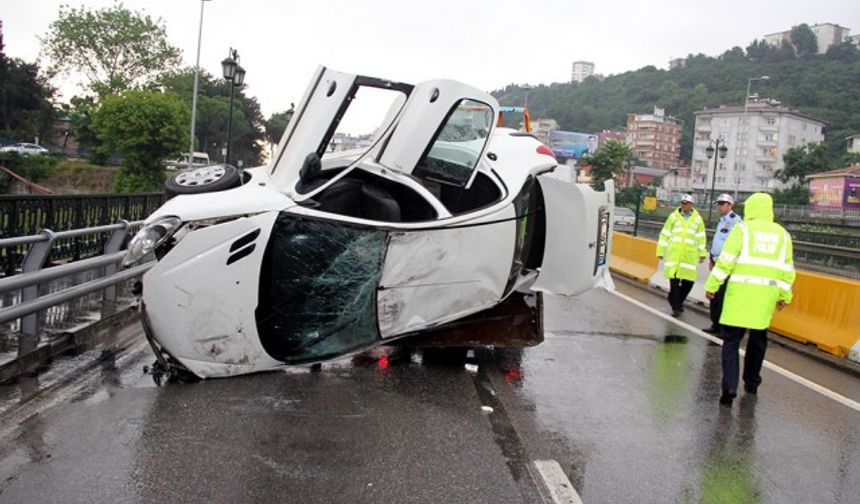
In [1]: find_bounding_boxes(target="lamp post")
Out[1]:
[705,139,728,225]
[188,0,212,167]
[221,48,246,165]
[739,75,770,196]
[522,84,532,108]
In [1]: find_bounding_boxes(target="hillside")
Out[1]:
[492,48,860,163]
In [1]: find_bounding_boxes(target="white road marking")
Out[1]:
[608,288,860,413]
[532,459,583,504]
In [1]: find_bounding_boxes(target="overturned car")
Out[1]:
[124,67,614,379]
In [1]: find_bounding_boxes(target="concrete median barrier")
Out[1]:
[608,232,659,283]
[771,272,860,363]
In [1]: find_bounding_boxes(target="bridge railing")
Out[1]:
[0,221,152,357]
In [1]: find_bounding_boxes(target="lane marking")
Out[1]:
[532,459,584,504]
[608,288,860,413]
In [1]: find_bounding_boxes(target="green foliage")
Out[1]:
[0,151,62,182]
[777,143,830,182]
[0,54,57,143]
[90,90,188,192]
[580,139,632,191]
[834,151,860,168]
[790,24,818,58]
[156,69,266,167]
[772,183,810,205]
[491,47,860,169]
[265,106,294,147]
[40,3,182,96]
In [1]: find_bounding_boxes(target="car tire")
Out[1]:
[164,164,241,197]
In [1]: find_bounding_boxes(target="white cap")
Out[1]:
[716,193,734,204]
[680,194,694,203]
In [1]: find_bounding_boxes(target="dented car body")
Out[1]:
[126,67,614,378]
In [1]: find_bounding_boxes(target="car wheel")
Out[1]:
[164,164,241,197]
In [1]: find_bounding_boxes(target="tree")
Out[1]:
[156,69,266,167]
[825,41,860,63]
[265,105,294,147]
[776,143,830,183]
[772,184,810,205]
[789,24,818,58]
[40,4,182,96]
[580,139,632,190]
[90,90,188,192]
[1,20,56,143]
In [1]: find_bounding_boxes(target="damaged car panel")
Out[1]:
[133,66,614,379]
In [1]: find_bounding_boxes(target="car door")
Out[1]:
[531,177,614,296]
[378,79,498,189]
[268,66,361,197]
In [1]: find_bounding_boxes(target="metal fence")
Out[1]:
[0,221,151,361]
[0,193,164,275]
[630,219,860,280]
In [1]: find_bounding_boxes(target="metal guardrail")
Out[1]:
[631,219,860,280]
[0,220,151,357]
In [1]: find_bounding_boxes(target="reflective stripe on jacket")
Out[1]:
[656,207,707,281]
[704,193,795,330]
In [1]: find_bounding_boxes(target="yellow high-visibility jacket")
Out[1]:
[656,207,707,281]
[704,193,795,330]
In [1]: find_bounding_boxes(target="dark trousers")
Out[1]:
[668,278,694,311]
[721,325,768,395]
[708,278,728,329]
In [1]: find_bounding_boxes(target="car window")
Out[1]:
[322,86,406,163]
[413,99,493,187]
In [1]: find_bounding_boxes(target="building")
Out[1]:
[625,107,683,170]
[571,61,595,83]
[691,99,825,196]
[763,23,851,54]
[850,34,860,47]
[530,118,558,145]
[596,129,626,148]
[807,165,860,209]
[846,133,860,154]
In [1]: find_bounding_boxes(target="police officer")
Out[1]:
[704,193,795,406]
[703,193,743,334]
[656,193,707,317]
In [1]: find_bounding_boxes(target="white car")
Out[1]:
[124,66,614,379]
[164,151,210,171]
[614,206,636,229]
[0,143,49,155]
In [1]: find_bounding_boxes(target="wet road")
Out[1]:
[0,285,858,503]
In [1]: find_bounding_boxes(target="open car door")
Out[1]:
[378,79,498,190]
[531,178,614,296]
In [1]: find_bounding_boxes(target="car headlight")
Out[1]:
[123,216,182,266]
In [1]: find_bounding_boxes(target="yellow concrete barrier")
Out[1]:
[609,232,658,283]
[770,271,860,359]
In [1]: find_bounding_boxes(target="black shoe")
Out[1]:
[719,392,736,405]
[744,384,758,394]
[671,309,682,318]
[703,326,720,334]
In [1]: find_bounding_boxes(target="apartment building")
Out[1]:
[571,61,595,83]
[625,107,683,170]
[763,22,851,54]
[691,100,825,194]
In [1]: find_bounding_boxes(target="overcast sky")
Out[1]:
[3,0,859,119]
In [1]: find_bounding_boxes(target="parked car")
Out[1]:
[0,143,49,156]
[614,206,636,230]
[164,151,210,170]
[124,66,614,380]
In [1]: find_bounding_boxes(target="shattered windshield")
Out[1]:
[256,215,386,363]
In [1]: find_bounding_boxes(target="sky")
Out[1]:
[2,0,860,121]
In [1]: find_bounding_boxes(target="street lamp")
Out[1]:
[221,48,246,165]
[705,139,728,225]
[738,75,770,195]
[522,84,532,108]
[188,0,212,168]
